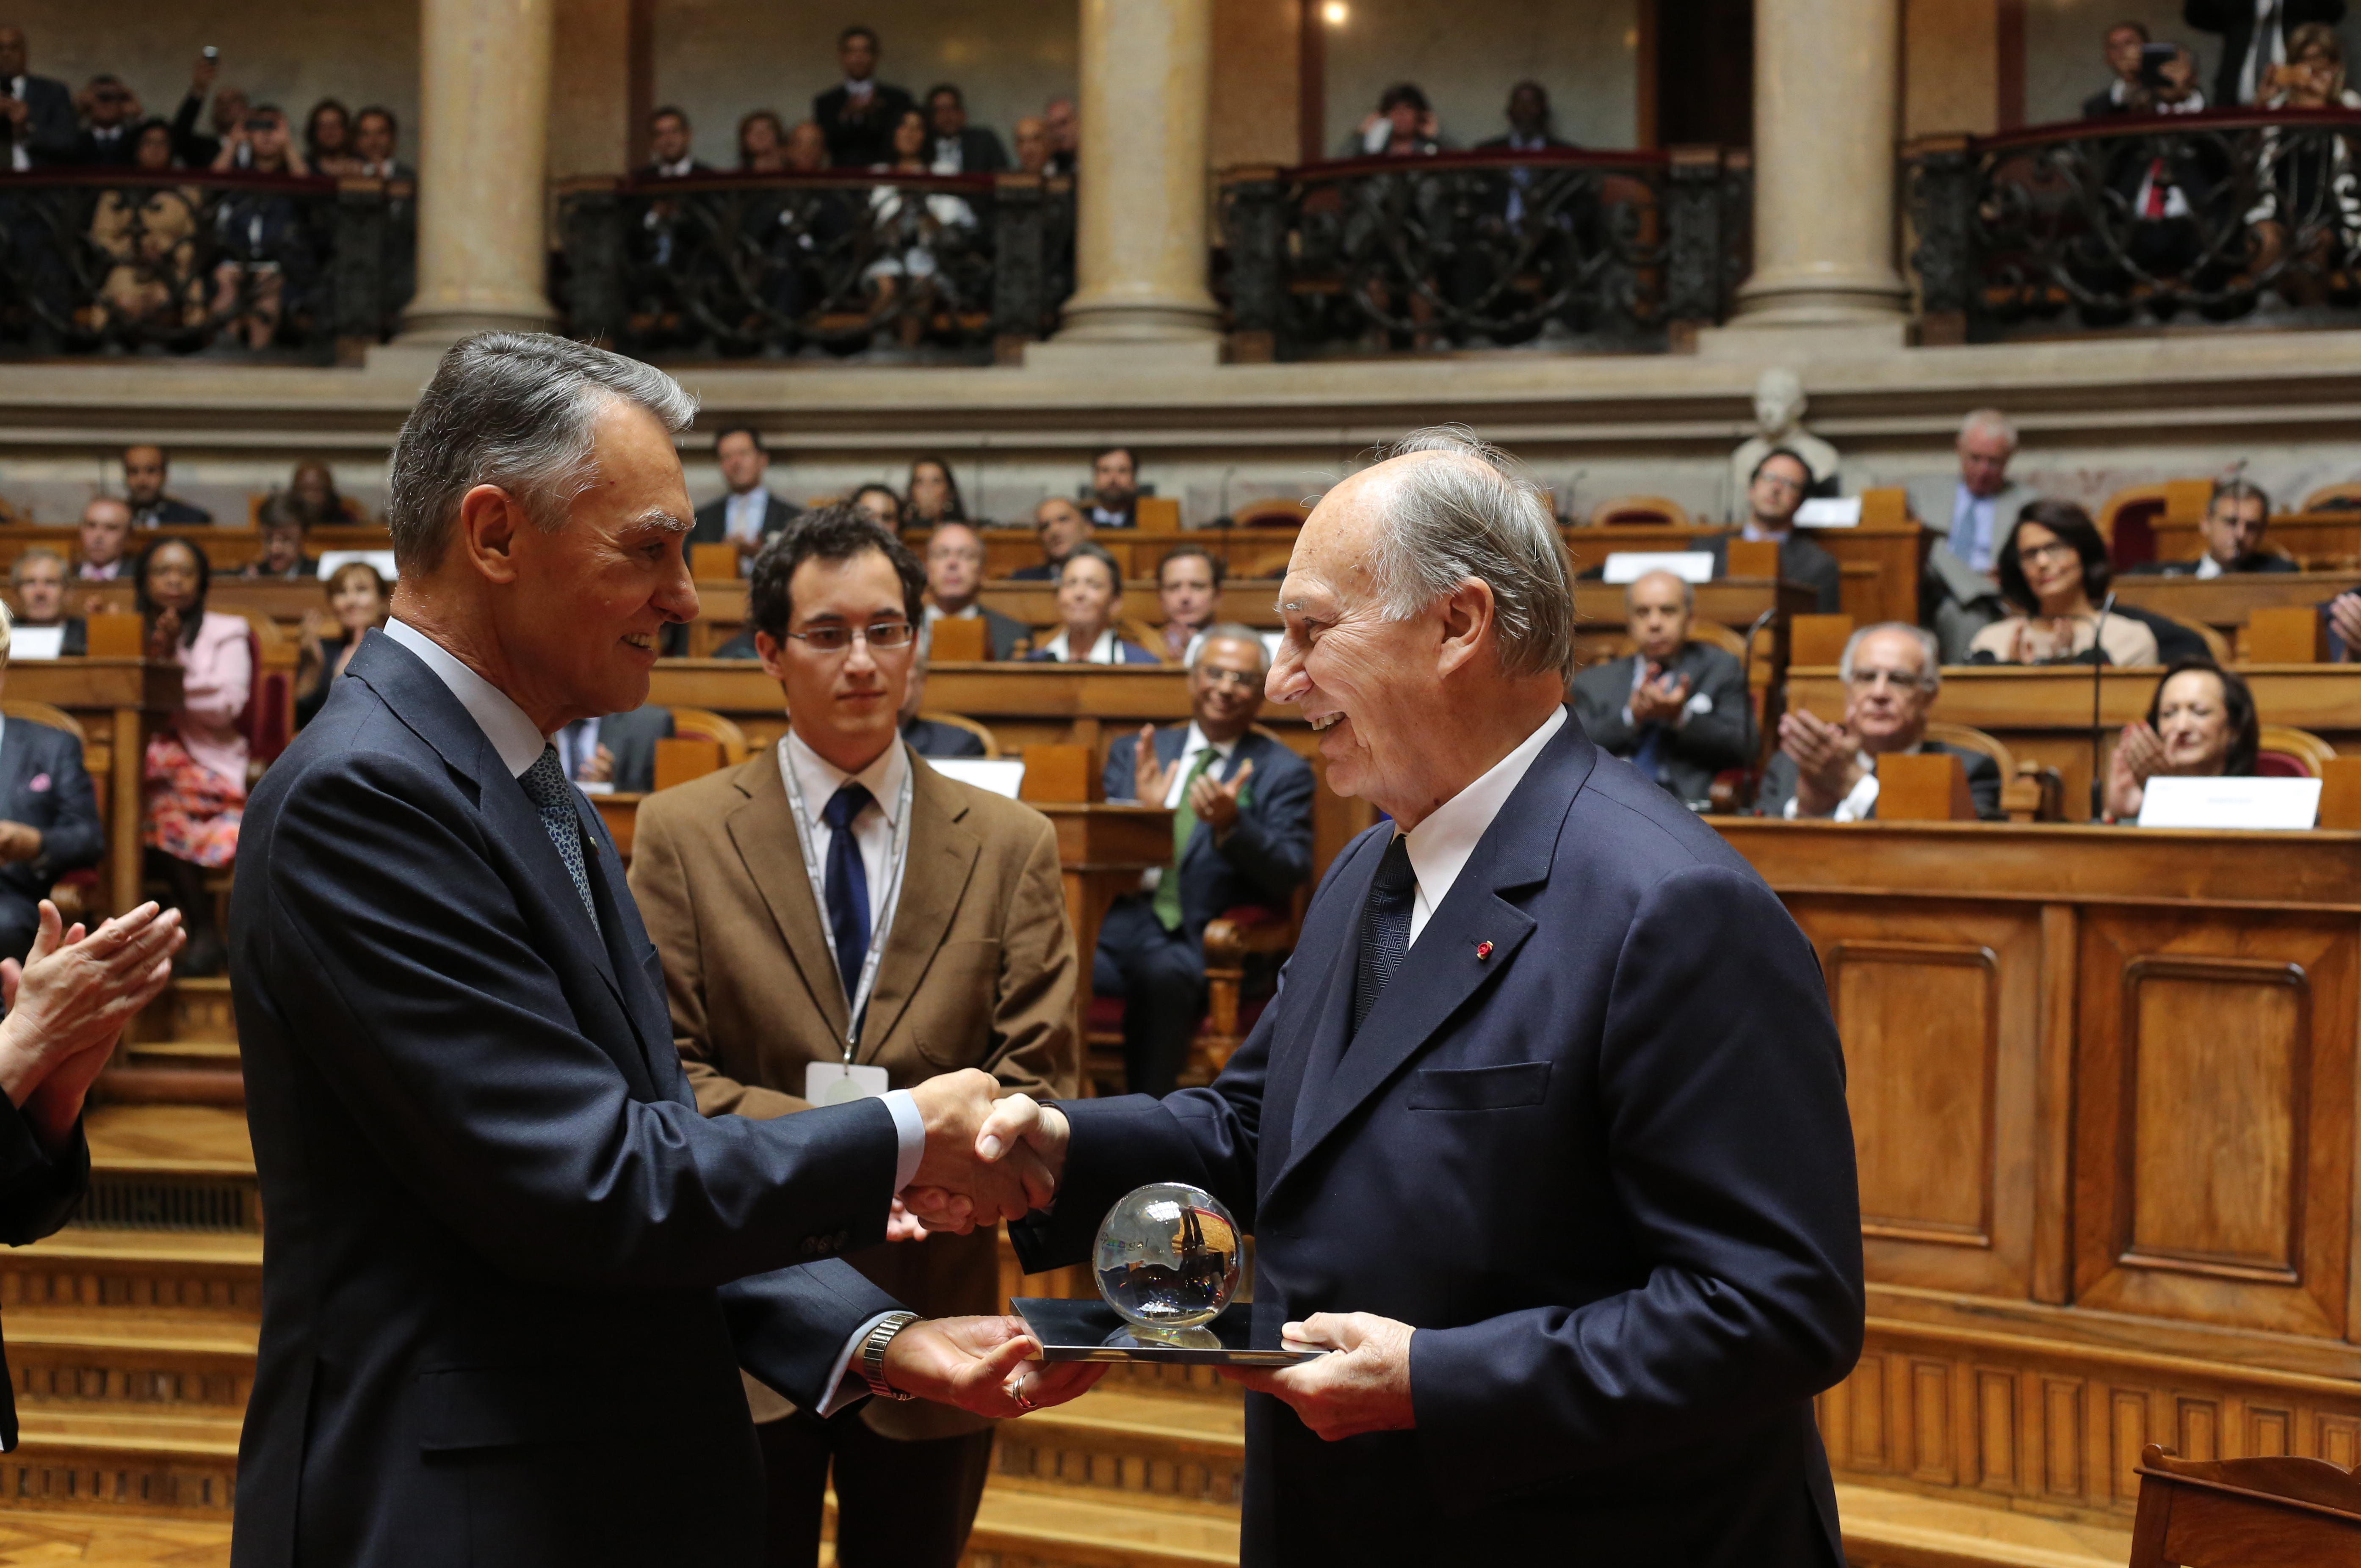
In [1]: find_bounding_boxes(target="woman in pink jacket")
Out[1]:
[137,538,249,975]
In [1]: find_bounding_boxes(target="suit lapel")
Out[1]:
[577,794,669,1079]
[0,724,36,823]
[725,754,853,1044]
[1268,717,1594,1201]
[860,754,980,1050]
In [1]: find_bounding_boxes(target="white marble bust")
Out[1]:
[1731,368,1841,506]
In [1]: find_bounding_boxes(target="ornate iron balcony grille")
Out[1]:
[1218,146,1750,361]
[1905,108,2361,342]
[556,169,1075,365]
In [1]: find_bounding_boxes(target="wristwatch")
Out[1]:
[859,1311,921,1402]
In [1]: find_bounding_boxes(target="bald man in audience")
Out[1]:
[1568,569,1753,806]
[76,497,132,580]
[1010,497,1090,582]
[1756,622,2004,821]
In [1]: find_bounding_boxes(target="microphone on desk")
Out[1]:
[1739,606,1780,808]
[2090,588,2117,820]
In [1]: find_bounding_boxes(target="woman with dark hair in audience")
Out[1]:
[849,482,902,530]
[1341,82,1449,157]
[304,98,362,177]
[738,109,789,172]
[904,455,967,526]
[1025,543,1158,664]
[2102,658,2260,821]
[1968,499,2159,666]
[295,560,389,729]
[136,538,250,975]
[287,458,365,525]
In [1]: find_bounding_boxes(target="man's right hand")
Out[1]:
[902,1071,1057,1234]
[1131,724,1176,805]
[2330,593,2361,661]
[191,54,218,95]
[0,902,184,1148]
[1779,708,1865,817]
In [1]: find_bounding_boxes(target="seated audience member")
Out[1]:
[121,445,209,526]
[1909,409,2032,660]
[1042,96,1078,175]
[76,497,132,580]
[904,454,967,526]
[287,459,365,525]
[636,105,705,178]
[0,29,72,169]
[785,119,828,171]
[926,84,1006,173]
[899,621,988,758]
[2189,0,2344,108]
[11,549,85,656]
[1098,625,1313,1095]
[2085,19,2151,116]
[625,506,1074,1565]
[1013,115,1050,175]
[294,560,388,729]
[1086,446,1140,529]
[738,109,788,172]
[1704,448,1842,613]
[75,73,141,165]
[923,520,1027,659]
[1012,497,1091,581]
[1758,623,2005,821]
[91,119,201,333]
[1969,501,2159,666]
[1153,544,1222,664]
[850,483,902,531]
[1025,544,1156,664]
[816,25,915,169]
[552,705,676,794]
[208,105,311,349]
[1477,80,1573,152]
[1569,569,1753,806]
[691,425,800,574]
[242,497,315,580]
[351,105,408,179]
[1341,82,1447,157]
[304,98,361,177]
[136,539,249,976]
[2127,479,2291,576]
[2102,658,2259,821]
[0,602,102,963]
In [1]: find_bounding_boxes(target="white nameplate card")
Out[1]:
[315,549,399,580]
[806,1061,891,1106]
[2137,776,2321,830]
[1795,497,1862,529]
[10,626,64,661]
[929,758,1025,798]
[1601,551,1716,585]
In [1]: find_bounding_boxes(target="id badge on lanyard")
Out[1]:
[780,740,914,1101]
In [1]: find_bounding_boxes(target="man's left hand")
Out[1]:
[1186,757,1253,835]
[1221,1311,1416,1440]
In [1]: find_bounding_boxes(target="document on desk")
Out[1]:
[1601,552,1715,585]
[2137,776,2321,830]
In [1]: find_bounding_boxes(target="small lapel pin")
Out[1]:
[1476,941,1493,961]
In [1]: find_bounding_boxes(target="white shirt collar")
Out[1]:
[784,726,909,827]
[1042,627,1118,663]
[656,154,694,177]
[925,601,979,621]
[2195,553,2226,580]
[1399,705,1567,943]
[384,618,550,778]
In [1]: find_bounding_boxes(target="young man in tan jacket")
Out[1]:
[630,505,1077,1568]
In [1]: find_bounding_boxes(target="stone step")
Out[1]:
[2,1408,241,1520]
[991,1386,1243,1517]
[1838,1483,2135,1568]
[964,1486,1239,1568]
[6,1311,257,1417]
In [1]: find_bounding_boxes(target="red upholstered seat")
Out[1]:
[2256,752,2310,778]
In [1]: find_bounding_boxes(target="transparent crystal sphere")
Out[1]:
[1093,1182,1242,1335]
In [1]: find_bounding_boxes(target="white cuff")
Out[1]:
[884,1088,924,1194]
[814,1311,902,1417]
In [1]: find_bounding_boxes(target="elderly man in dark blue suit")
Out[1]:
[951,428,1864,1568]
[1097,624,1313,1096]
[226,334,1097,1568]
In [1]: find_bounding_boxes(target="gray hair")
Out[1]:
[387,333,699,574]
[10,545,64,587]
[1194,621,1271,674]
[1839,622,1942,693]
[1959,406,2018,451]
[1362,425,1576,681]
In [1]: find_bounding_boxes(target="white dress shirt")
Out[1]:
[1037,627,1121,664]
[1396,706,1566,944]
[2195,553,2226,580]
[2239,0,2287,106]
[780,726,912,970]
[556,716,603,784]
[723,488,769,545]
[1782,750,1883,823]
[385,619,923,1410]
[1950,484,2000,573]
[6,77,27,172]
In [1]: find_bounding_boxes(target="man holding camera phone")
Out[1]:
[0,29,74,171]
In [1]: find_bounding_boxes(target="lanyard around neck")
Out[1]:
[778,738,915,1060]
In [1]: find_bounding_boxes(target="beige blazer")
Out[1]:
[628,745,1077,1440]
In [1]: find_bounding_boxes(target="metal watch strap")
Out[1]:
[859,1311,921,1402]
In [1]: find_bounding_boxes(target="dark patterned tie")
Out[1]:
[519,745,600,933]
[1351,834,1415,1040]
[821,783,875,1008]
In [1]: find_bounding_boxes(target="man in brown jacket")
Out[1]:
[630,506,1077,1568]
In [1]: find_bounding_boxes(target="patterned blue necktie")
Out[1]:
[821,783,874,1008]
[520,745,600,933]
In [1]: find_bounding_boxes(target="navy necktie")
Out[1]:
[821,783,874,1008]
[1351,834,1415,1040]
[519,745,600,933]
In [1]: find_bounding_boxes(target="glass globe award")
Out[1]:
[1092,1182,1242,1349]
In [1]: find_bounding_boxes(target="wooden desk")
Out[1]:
[0,525,392,575]
[1717,820,2361,1532]
[1563,521,1928,629]
[1784,664,2361,820]
[644,660,1379,878]
[2111,572,2355,639]
[2156,513,2361,567]
[926,528,1299,582]
[7,660,184,914]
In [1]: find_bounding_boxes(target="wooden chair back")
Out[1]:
[1116,618,1169,662]
[1231,497,1310,527]
[2129,1442,2361,1565]
[665,706,751,765]
[2302,481,2361,512]
[1613,623,1747,660]
[2153,610,2233,664]
[2103,479,2214,569]
[915,711,999,757]
[2,700,83,745]
[1585,495,1692,529]
[1924,721,2018,779]
[2259,724,2338,779]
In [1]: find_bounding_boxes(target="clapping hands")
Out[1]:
[0,901,185,1150]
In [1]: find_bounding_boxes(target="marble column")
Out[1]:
[1729,0,1910,328]
[398,0,559,342]
[1051,0,1221,347]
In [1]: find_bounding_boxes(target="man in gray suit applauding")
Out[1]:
[1570,569,1753,808]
